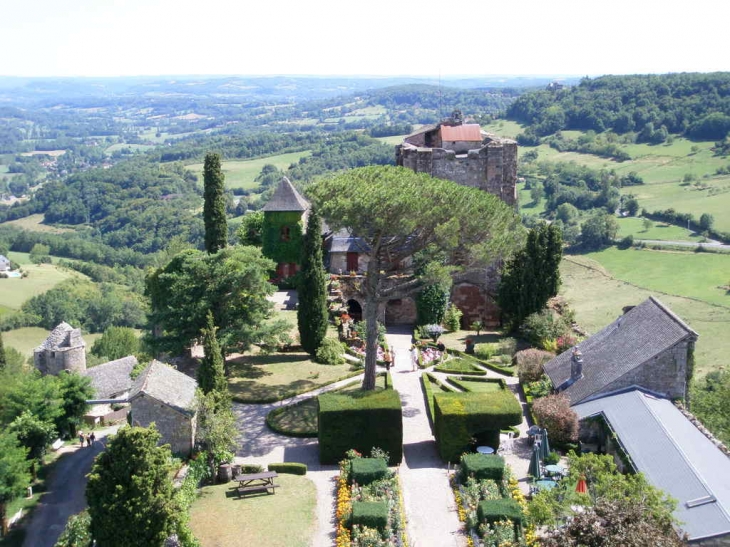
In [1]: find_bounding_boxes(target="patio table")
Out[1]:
[476,446,494,454]
[544,464,565,478]
[535,479,557,491]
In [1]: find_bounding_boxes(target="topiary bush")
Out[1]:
[350,457,388,485]
[433,391,522,463]
[459,453,505,482]
[477,498,524,526]
[267,462,307,475]
[318,389,403,465]
[514,348,555,383]
[532,393,579,446]
[315,338,345,365]
[351,501,389,530]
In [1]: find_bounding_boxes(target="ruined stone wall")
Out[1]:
[598,339,693,401]
[131,394,195,456]
[450,283,501,328]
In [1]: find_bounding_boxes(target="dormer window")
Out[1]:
[280,226,291,241]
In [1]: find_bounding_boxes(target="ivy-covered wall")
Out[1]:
[262,211,305,265]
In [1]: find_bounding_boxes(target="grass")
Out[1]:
[266,374,388,437]
[3,327,103,357]
[433,358,486,375]
[185,150,312,191]
[227,351,361,403]
[616,217,700,242]
[189,474,316,547]
[480,120,525,139]
[0,253,84,311]
[561,252,730,377]
[376,134,409,146]
[3,214,75,233]
[437,329,502,351]
[447,378,503,393]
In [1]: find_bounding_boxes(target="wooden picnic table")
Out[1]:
[234,471,279,496]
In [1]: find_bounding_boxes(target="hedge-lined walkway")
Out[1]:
[387,328,467,547]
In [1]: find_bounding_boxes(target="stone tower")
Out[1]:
[34,322,87,375]
[396,112,517,206]
[261,177,310,282]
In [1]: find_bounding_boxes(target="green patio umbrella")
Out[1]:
[528,443,541,478]
[540,428,551,460]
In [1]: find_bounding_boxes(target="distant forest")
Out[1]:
[507,72,730,142]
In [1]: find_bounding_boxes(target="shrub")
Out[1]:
[433,358,486,375]
[434,391,522,463]
[268,462,307,475]
[423,324,446,342]
[544,451,561,465]
[443,304,463,331]
[617,234,634,249]
[459,453,505,482]
[477,498,524,526]
[351,457,388,485]
[351,501,389,531]
[514,348,555,383]
[532,393,579,445]
[498,337,517,356]
[475,343,497,360]
[521,309,572,349]
[239,464,264,474]
[318,389,403,465]
[315,338,345,365]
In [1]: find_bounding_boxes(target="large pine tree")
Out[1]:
[203,152,228,254]
[197,311,227,395]
[297,208,329,355]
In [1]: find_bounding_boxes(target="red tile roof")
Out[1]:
[440,124,482,141]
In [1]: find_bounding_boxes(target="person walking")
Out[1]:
[89,432,96,446]
[78,431,85,447]
[85,433,91,447]
[410,345,419,372]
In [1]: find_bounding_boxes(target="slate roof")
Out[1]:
[36,322,85,351]
[543,297,697,405]
[85,356,137,400]
[574,389,730,542]
[440,124,482,141]
[329,234,370,253]
[129,360,197,416]
[262,177,309,212]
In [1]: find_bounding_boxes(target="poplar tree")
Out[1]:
[203,152,228,254]
[297,208,329,355]
[0,333,6,369]
[197,311,227,395]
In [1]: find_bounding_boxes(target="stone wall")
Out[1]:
[599,339,693,401]
[131,393,195,456]
[384,297,417,325]
[34,345,86,376]
[329,252,370,274]
[450,283,500,328]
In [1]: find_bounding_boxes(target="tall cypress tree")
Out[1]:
[297,208,329,355]
[197,311,227,395]
[203,152,228,254]
[0,333,6,370]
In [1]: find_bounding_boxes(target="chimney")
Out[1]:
[571,347,584,381]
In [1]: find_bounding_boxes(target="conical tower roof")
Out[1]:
[262,177,309,212]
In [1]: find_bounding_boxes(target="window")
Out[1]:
[280,226,291,241]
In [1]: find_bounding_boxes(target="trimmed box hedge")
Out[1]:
[434,391,522,463]
[445,348,516,376]
[459,453,505,481]
[318,388,403,465]
[351,457,388,485]
[268,462,307,475]
[477,498,524,526]
[351,501,389,530]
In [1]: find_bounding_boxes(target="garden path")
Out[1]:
[386,327,466,547]
[232,373,364,547]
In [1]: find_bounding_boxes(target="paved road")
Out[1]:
[22,427,117,547]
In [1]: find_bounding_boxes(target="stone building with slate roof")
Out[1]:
[85,355,137,401]
[261,176,310,282]
[129,360,198,456]
[34,322,87,375]
[543,296,698,405]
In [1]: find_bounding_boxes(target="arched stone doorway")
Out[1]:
[347,299,363,322]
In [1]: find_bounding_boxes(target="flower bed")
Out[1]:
[335,451,408,547]
[452,454,536,547]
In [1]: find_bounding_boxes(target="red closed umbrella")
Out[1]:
[575,475,588,494]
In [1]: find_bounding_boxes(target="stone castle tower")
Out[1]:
[34,322,87,375]
[396,111,517,206]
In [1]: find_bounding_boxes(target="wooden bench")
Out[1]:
[234,471,279,497]
[237,484,279,496]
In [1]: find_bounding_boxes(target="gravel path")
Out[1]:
[387,328,466,547]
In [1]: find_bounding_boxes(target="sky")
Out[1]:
[1,0,728,78]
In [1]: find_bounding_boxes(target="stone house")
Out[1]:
[543,296,698,405]
[129,360,198,456]
[34,322,87,375]
[83,355,138,426]
[0,254,10,272]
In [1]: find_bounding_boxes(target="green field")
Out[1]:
[616,217,699,242]
[2,326,103,357]
[104,143,156,154]
[3,214,75,233]
[376,134,408,146]
[186,150,312,191]
[0,252,83,311]
[481,120,525,139]
[561,252,730,377]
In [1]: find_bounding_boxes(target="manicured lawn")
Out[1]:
[227,351,361,403]
[616,216,699,242]
[266,375,388,437]
[0,252,84,311]
[448,378,503,393]
[185,151,312,191]
[561,253,730,377]
[437,329,503,351]
[3,327,103,357]
[189,474,316,547]
[433,358,486,375]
